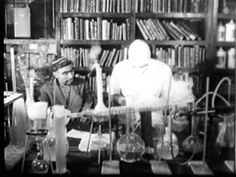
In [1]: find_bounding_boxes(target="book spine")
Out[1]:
[136,19,149,40]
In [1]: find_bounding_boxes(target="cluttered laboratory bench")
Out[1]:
[4,114,235,176]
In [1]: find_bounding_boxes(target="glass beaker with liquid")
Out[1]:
[27,101,48,132]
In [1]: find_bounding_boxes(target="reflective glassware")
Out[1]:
[116,110,145,163]
[31,152,49,174]
[116,132,145,163]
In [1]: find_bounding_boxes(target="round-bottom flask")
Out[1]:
[116,132,145,163]
[182,135,203,153]
[31,152,49,174]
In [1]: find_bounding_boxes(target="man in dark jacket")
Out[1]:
[39,56,93,129]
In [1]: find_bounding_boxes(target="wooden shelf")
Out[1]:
[60,40,131,45]
[213,68,235,75]
[4,38,58,44]
[74,66,202,76]
[218,13,235,19]
[146,40,206,46]
[135,12,207,19]
[4,91,23,108]
[74,66,113,76]
[216,41,235,47]
[60,12,133,18]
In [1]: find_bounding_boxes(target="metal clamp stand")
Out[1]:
[188,77,213,175]
[101,76,120,175]
[21,129,48,173]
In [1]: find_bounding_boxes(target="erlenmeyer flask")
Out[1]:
[116,110,145,163]
[156,115,179,160]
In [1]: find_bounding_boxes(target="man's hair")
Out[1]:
[52,56,73,72]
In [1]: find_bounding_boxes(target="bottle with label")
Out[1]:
[225,19,236,42]
[217,22,225,41]
[216,47,226,68]
[227,48,235,69]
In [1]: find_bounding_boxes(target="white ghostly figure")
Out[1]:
[110,39,195,127]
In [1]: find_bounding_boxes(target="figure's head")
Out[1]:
[52,56,74,85]
[128,39,151,67]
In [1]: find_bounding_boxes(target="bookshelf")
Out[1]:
[4,0,233,99]
[55,0,214,96]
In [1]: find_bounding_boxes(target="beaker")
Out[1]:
[27,101,48,131]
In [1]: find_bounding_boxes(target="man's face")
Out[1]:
[53,64,74,85]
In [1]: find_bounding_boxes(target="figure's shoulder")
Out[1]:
[150,59,172,73]
[113,60,130,70]
[41,79,54,91]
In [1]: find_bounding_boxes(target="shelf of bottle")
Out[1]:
[60,40,132,45]
[60,12,133,18]
[218,13,235,19]
[216,41,235,47]
[4,38,58,45]
[135,12,207,19]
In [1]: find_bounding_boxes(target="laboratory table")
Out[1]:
[4,138,234,176]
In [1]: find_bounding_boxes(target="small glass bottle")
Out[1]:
[227,48,235,69]
[225,19,236,42]
[216,47,226,68]
[217,22,225,41]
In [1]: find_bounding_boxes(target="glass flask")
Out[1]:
[156,115,179,160]
[31,152,49,174]
[182,114,203,153]
[116,132,146,163]
[116,110,145,163]
[156,127,179,160]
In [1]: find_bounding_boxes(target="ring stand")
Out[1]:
[188,77,213,175]
[150,160,172,175]
[101,76,120,175]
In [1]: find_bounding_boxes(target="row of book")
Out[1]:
[136,18,201,40]
[61,47,128,67]
[59,0,132,13]
[61,18,131,40]
[134,0,208,13]
[155,45,205,68]
[76,70,110,93]
[61,45,204,68]
[59,0,208,14]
